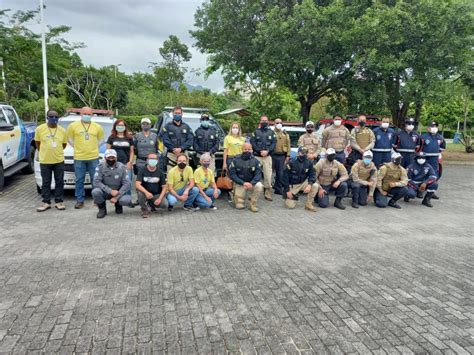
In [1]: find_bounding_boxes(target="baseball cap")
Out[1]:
[363,151,373,158]
[430,121,439,127]
[305,121,315,127]
[141,117,151,124]
[298,146,309,154]
[105,149,117,158]
[391,152,402,160]
[326,148,336,155]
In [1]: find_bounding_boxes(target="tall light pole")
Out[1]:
[0,57,6,99]
[114,64,121,116]
[39,0,49,115]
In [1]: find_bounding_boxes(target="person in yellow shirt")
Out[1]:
[194,153,221,210]
[34,110,67,212]
[166,154,199,212]
[223,122,246,171]
[66,106,105,209]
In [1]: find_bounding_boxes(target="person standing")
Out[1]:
[107,119,134,195]
[420,121,446,187]
[66,106,104,209]
[161,106,194,171]
[194,113,219,174]
[34,110,68,212]
[321,114,352,164]
[250,115,276,201]
[372,117,395,167]
[223,122,246,171]
[393,118,421,168]
[133,117,160,174]
[194,153,221,210]
[271,118,291,195]
[298,121,321,161]
[349,114,375,165]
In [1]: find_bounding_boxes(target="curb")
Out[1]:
[443,160,474,166]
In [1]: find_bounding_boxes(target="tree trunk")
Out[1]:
[299,97,312,125]
[414,99,423,123]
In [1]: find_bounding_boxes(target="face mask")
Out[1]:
[260,122,268,128]
[174,114,182,122]
[177,162,187,169]
[116,125,126,133]
[297,154,306,161]
[334,120,342,127]
[141,124,150,131]
[148,159,158,167]
[82,115,91,123]
[306,128,314,133]
[47,116,59,125]
[231,128,239,135]
[363,158,372,165]
[381,122,389,129]
[106,159,116,166]
[201,120,210,128]
[430,127,438,134]
[393,158,402,166]
[327,154,336,162]
[276,123,283,130]
[202,162,210,168]
[359,121,366,127]
[242,151,252,160]
[416,158,426,165]
[406,125,414,132]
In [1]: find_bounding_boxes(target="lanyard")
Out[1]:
[81,122,91,133]
[47,127,57,139]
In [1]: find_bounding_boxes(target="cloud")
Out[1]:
[2,0,225,91]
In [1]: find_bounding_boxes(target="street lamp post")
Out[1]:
[0,57,6,99]
[114,64,121,116]
[39,0,49,115]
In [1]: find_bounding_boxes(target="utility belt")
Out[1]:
[397,149,415,153]
[424,153,440,157]
[372,148,392,152]
[272,152,287,156]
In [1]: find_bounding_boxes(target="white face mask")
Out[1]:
[406,125,414,132]
[276,123,283,130]
[381,122,389,129]
[334,120,342,127]
[417,158,426,165]
[231,128,239,135]
[430,127,438,134]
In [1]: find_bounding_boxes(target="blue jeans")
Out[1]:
[74,159,99,202]
[195,188,222,208]
[166,186,199,207]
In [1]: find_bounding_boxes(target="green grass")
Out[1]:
[447,143,467,152]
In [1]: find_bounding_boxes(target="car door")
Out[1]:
[2,107,22,168]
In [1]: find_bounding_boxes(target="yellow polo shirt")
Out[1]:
[194,166,215,189]
[224,135,245,157]
[66,120,104,160]
[34,123,67,164]
[167,165,194,191]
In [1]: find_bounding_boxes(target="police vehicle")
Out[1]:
[0,103,36,190]
[34,108,116,193]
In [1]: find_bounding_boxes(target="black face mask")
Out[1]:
[177,162,187,169]
[306,129,314,133]
[327,155,336,162]
[242,152,252,160]
[359,121,366,127]
[297,155,307,161]
[106,159,116,166]
[393,158,402,166]
[260,122,268,128]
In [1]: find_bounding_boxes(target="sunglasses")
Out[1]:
[48,116,58,119]
[180,173,184,182]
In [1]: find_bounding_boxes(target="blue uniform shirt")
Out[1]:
[394,130,421,153]
[373,127,395,152]
[421,133,446,156]
[407,161,437,184]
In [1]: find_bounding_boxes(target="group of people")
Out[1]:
[34,106,445,218]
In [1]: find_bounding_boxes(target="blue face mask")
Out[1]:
[174,114,182,122]
[202,162,210,168]
[47,116,59,125]
[148,159,158,167]
[82,115,91,123]
[363,158,372,165]
[201,120,210,128]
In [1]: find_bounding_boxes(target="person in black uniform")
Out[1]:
[193,113,219,174]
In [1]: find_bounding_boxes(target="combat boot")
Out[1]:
[97,202,107,218]
[115,203,123,214]
[264,189,273,201]
[404,195,410,202]
[235,197,245,210]
[416,190,424,199]
[351,201,359,209]
[249,199,259,212]
[388,199,402,209]
[305,201,317,212]
[431,193,440,200]
[422,192,434,208]
[334,197,346,210]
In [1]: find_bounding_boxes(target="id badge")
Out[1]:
[85,133,90,140]
[51,141,57,148]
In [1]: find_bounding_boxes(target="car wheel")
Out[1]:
[22,146,35,174]
[0,165,4,190]
[37,185,42,194]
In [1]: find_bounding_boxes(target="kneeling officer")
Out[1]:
[92,149,131,218]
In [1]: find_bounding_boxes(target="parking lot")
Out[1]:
[0,165,473,354]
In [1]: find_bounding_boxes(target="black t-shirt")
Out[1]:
[137,167,166,195]
[107,135,133,164]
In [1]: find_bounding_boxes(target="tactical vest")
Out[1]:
[253,128,275,151]
[165,122,191,150]
[195,127,218,153]
[233,156,258,182]
[135,132,158,160]
[326,126,348,151]
[354,127,372,150]
[382,163,402,191]
[300,133,320,152]
[288,158,312,185]
[274,131,289,154]
[318,160,340,185]
[354,160,376,181]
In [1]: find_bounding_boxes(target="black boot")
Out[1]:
[422,192,434,208]
[404,195,410,202]
[416,190,424,199]
[115,203,123,214]
[334,197,346,210]
[388,199,401,209]
[431,193,440,200]
[97,202,107,218]
[351,201,359,209]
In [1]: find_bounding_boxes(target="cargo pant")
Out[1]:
[374,187,408,208]
[315,182,348,208]
[91,189,132,207]
[255,156,272,190]
[233,182,263,208]
[285,181,319,209]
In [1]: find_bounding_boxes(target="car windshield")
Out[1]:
[287,131,303,148]
[59,119,114,138]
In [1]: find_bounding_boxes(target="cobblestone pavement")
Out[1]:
[0,166,473,354]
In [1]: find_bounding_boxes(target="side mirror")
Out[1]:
[0,122,14,131]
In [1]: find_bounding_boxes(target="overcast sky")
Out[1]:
[2,0,225,92]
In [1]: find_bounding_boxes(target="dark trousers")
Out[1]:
[271,154,286,194]
[347,150,362,168]
[373,151,392,167]
[406,181,438,199]
[351,182,370,205]
[426,157,440,178]
[40,162,65,204]
[315,182,348,208]
[400,152,415,168]
[335,151,346,164]
[374,187,408,207]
